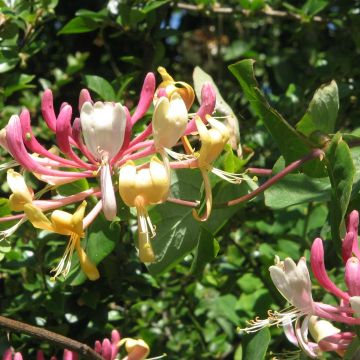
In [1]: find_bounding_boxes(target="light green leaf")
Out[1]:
[302,0,328,16]
[228,59,325,177]
[58,16,99,35]
[85,75,116,101]
[296,80,339,137]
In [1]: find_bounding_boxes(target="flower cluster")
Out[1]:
[241,210,360,358]
[0,67,245,281]
[3,329,154,360]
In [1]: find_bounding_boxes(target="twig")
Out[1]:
[175,3,324,22]
[247,167,272,176]
[215,148,324,208]
[0,316,104,360]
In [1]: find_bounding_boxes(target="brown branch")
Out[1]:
[0,316,104,360]
[175,2,324,22]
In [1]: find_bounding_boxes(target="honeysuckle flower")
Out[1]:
[119,157,170,263]
[5,329,161,360]
[152,93,188,151]
[80,101,127,220]
[3,349,23,360]
[119,338,150,360]
[0,69,219,276]
[23,201,99,281]
[94,329,121,360]
[155,66,195,110]
[241,211,360,358]
[7,169,33,211]
[269,256,314,314]
[191,115,233,221]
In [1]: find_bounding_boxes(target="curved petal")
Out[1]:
[131,72,156,125]
[41,89,57,132]
[311,238,349,301]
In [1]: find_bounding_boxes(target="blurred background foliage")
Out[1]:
[0,0,359,359]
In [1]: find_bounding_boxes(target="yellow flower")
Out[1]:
[195,115,230,167]
[23,201,99,281]
[119,157,170,263]
[192,115,230,222]
[7,169,33,212]
[155,66,195,110]
[118,338,150,360]
[152,92,188,150]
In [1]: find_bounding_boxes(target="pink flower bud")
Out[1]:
[345,257,360,296]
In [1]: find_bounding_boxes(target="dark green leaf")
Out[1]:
[191,228,219,275]
[243,328,270,360]
[228,59,325,177]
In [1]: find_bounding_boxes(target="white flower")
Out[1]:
[80,101,126,161]
[269,257,314,313]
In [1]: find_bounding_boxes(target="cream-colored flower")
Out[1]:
[119,158,170,263]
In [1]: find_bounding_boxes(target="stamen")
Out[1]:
[0,218,26,240]
[211,167,246,184]
[0,160,18,171]
[239,307,304,334]
[50,233,77,281]
[164,148,195,161]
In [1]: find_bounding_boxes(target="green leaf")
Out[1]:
[84,75,116,101]
[302,0,328,16]
[326,133,355,249]
[4,74,35,98]
[239,0,265,11]
[243,328,270,360]
[147,169,202,275]
[228,59,325,177]
[58,17,99,35]
[191,229,219,275]
[203,294,240,325]
[296,80,339,137]
[265,174,331,208]
[141,0,171,13]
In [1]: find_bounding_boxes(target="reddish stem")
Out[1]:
[215,149,324,208]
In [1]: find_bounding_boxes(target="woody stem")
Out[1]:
[0,316,104,360]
